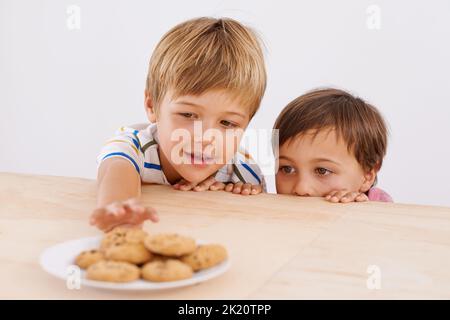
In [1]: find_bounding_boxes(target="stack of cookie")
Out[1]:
[74,227,227,283]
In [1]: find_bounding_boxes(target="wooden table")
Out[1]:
[1,172,450,299]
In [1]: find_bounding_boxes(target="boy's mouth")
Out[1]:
[183,151,215,166]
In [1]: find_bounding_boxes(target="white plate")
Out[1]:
[39,236,230,291]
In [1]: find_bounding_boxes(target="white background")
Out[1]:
[1,0,449,206]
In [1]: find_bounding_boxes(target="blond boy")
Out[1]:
[90,17,267,231]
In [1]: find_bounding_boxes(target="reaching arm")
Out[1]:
[90,158,158,232]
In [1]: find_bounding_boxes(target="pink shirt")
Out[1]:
[367,187,393,202]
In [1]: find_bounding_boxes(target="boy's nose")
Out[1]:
[192,136,214,149]
[293,178,313,197]
[194,121,219,146]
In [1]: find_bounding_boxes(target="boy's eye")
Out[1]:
[179,112,197,119]
[279,165,296,174]
[315,167,332,176]
[220,120,238,128]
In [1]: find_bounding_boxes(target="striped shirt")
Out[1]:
[97,123,266,190]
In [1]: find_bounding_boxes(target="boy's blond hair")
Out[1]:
[146,17,266,117]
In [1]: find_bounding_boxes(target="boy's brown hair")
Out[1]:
[146,17,266,117]
[273,88,388,173]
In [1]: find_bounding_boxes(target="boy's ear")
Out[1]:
[144,90,157,123]
[360,167,378,193]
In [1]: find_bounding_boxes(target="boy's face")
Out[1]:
[146,89,251,184]
[275,128,375,197]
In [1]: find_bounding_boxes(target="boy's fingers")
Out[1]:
[143,207,159,222]
[127,212,150,225]
[148,213,160,223]
[194,176,216,192]
[179,181,196,191]
[210,181,225,191]
[125,203,145,213]
[123,202,159,222]
[356,193,369,202]
[95,218,120,232]
[90,199,158,232]
[325,190,338,200]
[90,208,105,225]
[173,179,186,190]
[241,183,252,195]
[251,185,262,195]
[225,183,234,192]
[193,185,206,192]
[204,176,217,185]
[325,192,338,202]
[233,182,244,194]
[105,202,126,216]
[330,190,347,203]
[104,209,155,229]
[341,192,358,203]
[103,220,137,232]
[124,198,138,205]
[91,206,124,228]
[174,179,191,190]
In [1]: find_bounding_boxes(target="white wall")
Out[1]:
[1,0,450,206]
